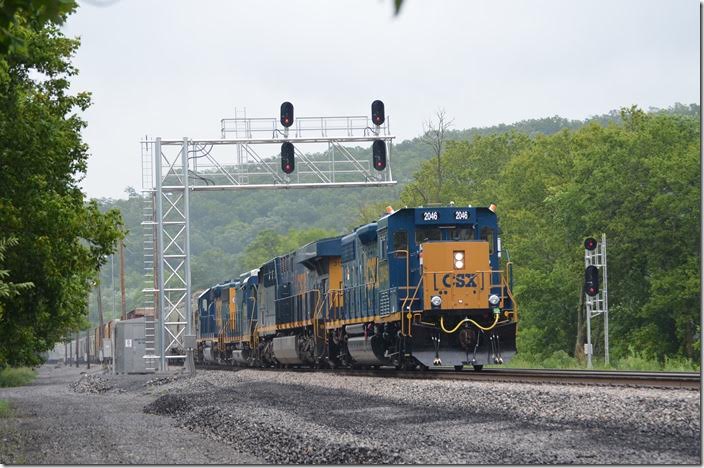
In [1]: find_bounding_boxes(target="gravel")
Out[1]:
[146,368,701,464]
[0,364,262,464]
[0,364,699,464]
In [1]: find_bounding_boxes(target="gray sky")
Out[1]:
[63,0,699,200]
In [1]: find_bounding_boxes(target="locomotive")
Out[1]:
[196,204,517,371]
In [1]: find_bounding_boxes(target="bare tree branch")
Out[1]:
[421,109,454,203]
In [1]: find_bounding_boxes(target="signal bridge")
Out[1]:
[140,102,396,371]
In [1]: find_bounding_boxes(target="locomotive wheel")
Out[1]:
[473,364,484,372]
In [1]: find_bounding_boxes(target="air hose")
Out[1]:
[440,313,500,334]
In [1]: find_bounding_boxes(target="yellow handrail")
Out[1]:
[403,276,424,336]
[440,313,500,334]
[502,262,519,322]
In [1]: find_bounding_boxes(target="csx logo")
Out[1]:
[437,273,477,288]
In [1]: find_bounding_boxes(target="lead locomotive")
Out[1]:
[196,205,517,371]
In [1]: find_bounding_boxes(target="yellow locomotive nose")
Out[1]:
[421,241,491,310]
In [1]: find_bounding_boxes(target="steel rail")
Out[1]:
[194,364,700,390]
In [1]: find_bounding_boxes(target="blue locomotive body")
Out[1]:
[196,205,517,370]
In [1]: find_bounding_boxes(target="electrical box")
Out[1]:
[183,334,196,350]
[114,318,152,374]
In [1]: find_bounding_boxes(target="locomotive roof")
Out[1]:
[295,236,342,265]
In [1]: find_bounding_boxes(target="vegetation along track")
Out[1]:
[194,364,700,390]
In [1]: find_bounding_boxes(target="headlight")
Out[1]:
[454,251,464,261]
[431,295,442,307]
[454,260,464,269]
[489,294,500,306]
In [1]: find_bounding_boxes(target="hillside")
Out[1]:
[87,103,699,323]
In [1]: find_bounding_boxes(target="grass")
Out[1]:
[0,399,10,417]
[496,350,700,372]
[0,367,37,387]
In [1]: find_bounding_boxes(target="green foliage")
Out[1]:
[502,349,699,371]
[0,399,9,417]
[90,103,699,370]
[501,351,579,369]
[238,227,338,272]
[0,6,124,366]
[0,0,76,54]
[0,367,36,387]
[661,356,701,372]
[0,237,33,321]
[412,105,700,366]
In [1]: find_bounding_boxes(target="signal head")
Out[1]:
[584,265,599,297]
[371,100,385,126]
[584,237,597,251]
[280,101,294,128]
[372,140,387,171]
[281,141,295,174]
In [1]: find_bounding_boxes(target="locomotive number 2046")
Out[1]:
[423,211,438,221]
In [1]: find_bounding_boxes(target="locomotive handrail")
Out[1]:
[502,262,519,322]
[439,313,501,333]
[325,282,378,322]
[390,249,410,310]
[274,289,321,325]
[248,292,259,349]
[308,289,324,342]
[402,275,424,337]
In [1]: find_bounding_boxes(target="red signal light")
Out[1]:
[372,140,386,171]
[280,101,294,128]
[584,265,599,297]
[584,237,597,251]
[371,100,385,126]
[281,142,295,174]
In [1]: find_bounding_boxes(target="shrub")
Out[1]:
[0,367,37,387]
[0,399,10,417]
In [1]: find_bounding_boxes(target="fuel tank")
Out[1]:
[232,349,250,366]
[345,324,390,365]
[273,336,304,365]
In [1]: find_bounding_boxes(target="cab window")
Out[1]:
[378,229,388,257]
[415,227,442,244]
[449,227,474,241]
[480,227,495,254]
[392,230,408,257]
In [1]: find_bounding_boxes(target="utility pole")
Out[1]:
[120,239,127,321]
[75,331,79,368]
[86,329,90,369]
[97,281,104,365]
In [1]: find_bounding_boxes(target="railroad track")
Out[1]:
[194,364,700,389]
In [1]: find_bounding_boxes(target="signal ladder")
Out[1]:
[141,140,158,372]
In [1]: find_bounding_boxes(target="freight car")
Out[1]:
[57,319,120,365]
[196,205,517,371]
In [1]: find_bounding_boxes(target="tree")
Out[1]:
[0,4,124,366]
[499,109,700,364]
[238,228,338,272]
[0,0,76,53]
[0,237,33,322]
[420,109,454,203]
[400,105,699,366]
[401,131,531,208]
[349,201,397,229]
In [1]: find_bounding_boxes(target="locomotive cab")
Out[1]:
[378,206,518,369]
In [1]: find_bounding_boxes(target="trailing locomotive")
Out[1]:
[196,205,517,371]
